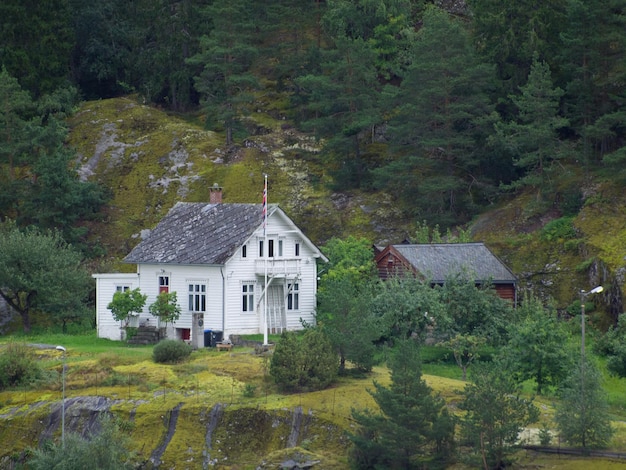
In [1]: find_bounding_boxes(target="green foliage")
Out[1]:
[494,55,569,200]
[538,424,553,446]
[370,276,444,340]
[107,288,147,324]
[0,68,107,250]
[375,5,496,226]
[28,415,134,469]
[0,342,41,390]
[541,216,577,242]
[318,236,379,373]
[460,360,539,469]
[148,292,181,326]
[440,333,486,381]
[152,339,192,364]
[555,358,614,448]
[412,220,472,244]
[269,329,339,392]
[435,273,514,345]
[350,339,455,468]
[190,0,260,145]
[321,236,376,277]
[500,295,573,394]
[317,276,379,373]
[0,0,74,97]
[242,383,257,398]
[594,314,626,377]
[0,222,92,333]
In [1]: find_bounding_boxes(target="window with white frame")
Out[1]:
[242,244,247,258]
[287,283,299,310]
[115,285,131,293]
[242,283,255,312]
[294,241,300,257]
[188,283,207,312]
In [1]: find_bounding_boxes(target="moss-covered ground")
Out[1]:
[2,335,626,469]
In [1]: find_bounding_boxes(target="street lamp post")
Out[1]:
[55,345,66,447]
[579,286,603,359]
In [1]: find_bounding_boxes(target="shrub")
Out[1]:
[152,339,192,364]
[28,415,134,469]
[270,328,338,392]
[0,343,41,390]
[540,216,577,242]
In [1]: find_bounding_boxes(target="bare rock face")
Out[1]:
[435,0,469,16]
[0,297,16,333]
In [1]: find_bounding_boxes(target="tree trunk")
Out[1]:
[21,311,31,333]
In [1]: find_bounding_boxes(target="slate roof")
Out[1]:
[124,202,273,265]
[392,243,516,284]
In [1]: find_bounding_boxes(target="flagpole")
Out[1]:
[263,174,269,346]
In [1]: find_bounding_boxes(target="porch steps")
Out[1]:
[127,326,160,345]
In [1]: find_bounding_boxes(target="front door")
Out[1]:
[266,285,286,333]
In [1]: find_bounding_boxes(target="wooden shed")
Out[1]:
[374,243,517,303]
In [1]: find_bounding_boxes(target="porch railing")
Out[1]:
[255,258,301,277]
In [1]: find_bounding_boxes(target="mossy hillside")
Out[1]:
[68,96,414,268]
[0,342,469,467]
[471,176,626,315]
[4,339,626,468]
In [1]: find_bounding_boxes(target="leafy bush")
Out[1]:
[152,339,192,364]
[270,328,338,392]
[540,216,577,241]
[0,343,41,390]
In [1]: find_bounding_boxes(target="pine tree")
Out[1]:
[350,339,455,468]
[493,55,569,201]
[460,361,539,468]
[191,0,260,145]
[376,6,495,227]
[555,358,614,449]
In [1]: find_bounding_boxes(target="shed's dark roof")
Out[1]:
[392,243,516,283]
[124,202,271,265]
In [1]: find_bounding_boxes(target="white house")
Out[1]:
[93,188,327,347]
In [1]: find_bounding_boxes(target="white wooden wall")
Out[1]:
[94,208,323,343]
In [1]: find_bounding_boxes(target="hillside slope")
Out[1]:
[70,97,408,271]
[71,97,625,319]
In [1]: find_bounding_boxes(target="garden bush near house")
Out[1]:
[269,328,339,392]
[152,339,192,364]
[0,342,41,390]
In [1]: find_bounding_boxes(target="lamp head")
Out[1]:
[590,286,604,294]
[56,345,66,353]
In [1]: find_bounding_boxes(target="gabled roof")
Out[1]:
[383,243,516,284]
[124,202,281,265]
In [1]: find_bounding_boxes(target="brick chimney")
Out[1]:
[209,183,223,204]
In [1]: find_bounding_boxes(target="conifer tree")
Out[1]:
[191,0,260,145]
[460,361,539,468]
[493,55,569,201]
[555,358,614,449]
[375,6,495,226]
[350,339,455,468]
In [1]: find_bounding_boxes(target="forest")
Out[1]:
[1,0,625,243]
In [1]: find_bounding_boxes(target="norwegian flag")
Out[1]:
[262,175,267,235]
